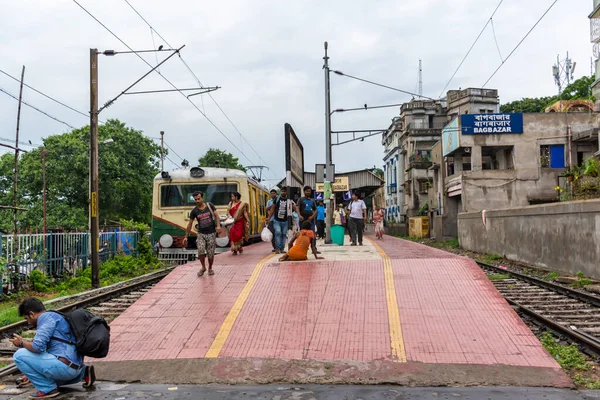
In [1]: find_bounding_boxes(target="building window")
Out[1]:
[419,181,430,194]
[540,145,565,168]
[482,146,514,170]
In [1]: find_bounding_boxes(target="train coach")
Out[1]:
[151,166,270,264]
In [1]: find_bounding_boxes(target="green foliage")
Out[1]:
[584,158,599,178]
[417,202,429,216]
[488,273,510,281]
[541,332,589,371]
[574,374,600,389]
[572,271,593,288]
[0,119,161,231]
[500,76,595,113]
[500,96,558,113]
[28,270,50,293]
[198,148,245,171]
[482,253,503,263]
[547,271,560,280]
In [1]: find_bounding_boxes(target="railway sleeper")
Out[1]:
[533,308,599,315]
[511,299,584,305]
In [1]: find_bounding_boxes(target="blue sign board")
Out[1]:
[314,192,324,201]
[343,190,352,201]
[443,117,460,156]
[461,113,523,135]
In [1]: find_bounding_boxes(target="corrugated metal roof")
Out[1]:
[278,169,383,190]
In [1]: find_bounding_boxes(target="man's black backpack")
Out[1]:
[49,309,110,358]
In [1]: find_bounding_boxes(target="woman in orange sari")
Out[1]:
[279,221,325,262]
[228,192,249,255]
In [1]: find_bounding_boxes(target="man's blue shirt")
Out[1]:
[32,312,82,365]
[317,205,325,221]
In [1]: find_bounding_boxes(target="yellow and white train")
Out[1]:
[151,166,269,264]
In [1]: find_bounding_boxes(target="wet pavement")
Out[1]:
[2,383,600,400]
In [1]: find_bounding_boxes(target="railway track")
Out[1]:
[0,268,171,379]
[479,261,600,357]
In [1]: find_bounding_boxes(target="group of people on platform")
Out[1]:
[183,186,386,276]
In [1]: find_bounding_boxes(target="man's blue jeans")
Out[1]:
[13,348,85,393]
[273,220,288,251]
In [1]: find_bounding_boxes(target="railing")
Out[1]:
[409,150,432,166]
[0,231,139,293]
[388,183,397,194]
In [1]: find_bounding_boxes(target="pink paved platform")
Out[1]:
[92,235,567,386]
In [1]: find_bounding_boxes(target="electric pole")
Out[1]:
[418,59,423,98]
[160,130,165,172]
[13,66,25,257]
[41,149,48,235]
[90,49,100,288]
[323,42,334,244]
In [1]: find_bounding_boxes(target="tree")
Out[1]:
[500,75,595,113]
[0,119,161,231]
[198,149,245,171]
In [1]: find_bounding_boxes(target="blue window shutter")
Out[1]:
[550,145,565,168]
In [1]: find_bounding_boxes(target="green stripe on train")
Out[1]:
[151,217,186,243]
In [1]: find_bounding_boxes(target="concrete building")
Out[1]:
[439,112,596,219]
[382,100,447,222]
[428,141,457,240]
[382,117,403,222]
[590,0,600,106]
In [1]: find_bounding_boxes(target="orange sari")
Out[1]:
[286,229,315,261]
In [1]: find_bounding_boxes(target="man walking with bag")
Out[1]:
[346,192,367,246]
[183,191,222,276]
[10,297,95,398]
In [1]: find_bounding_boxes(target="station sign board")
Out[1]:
[316,177,349,192]
[284,123,304,184]
[461,113,523,135]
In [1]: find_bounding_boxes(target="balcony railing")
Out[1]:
[409,150,432,168]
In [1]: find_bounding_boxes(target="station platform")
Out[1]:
[91,234,570,387]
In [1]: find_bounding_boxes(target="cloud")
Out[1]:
[0,0,593,183]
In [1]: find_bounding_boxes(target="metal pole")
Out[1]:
[323,42,334,244]
[41,149,48,235]
[12,66,25,259]
[90,49,100,288]
[160,130,165,172]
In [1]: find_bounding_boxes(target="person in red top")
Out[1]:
[279,221,324,262]
[227,191,249,255]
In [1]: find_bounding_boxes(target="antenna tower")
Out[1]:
[418,59,423,98]
[552,52,576,93]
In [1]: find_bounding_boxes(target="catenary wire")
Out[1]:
[490,18,504,62]
[0,67,105,124]
[482,0,559,87]
[71,0,256,168]
[122,0,277,179]
[438,0,504,97]
[332,71,436,101]
[0,87,77,129]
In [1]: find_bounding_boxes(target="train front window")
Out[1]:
[160,184,238,207]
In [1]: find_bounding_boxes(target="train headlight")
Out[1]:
[159,234,174,248]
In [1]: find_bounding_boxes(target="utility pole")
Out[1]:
[160,130,165,172]
[12,66,25,258]
[90,49,100,289]
[323,42,334,245]
[41,149,48,235]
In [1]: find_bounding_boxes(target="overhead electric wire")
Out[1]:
[163,142,185,163]
[0,87,77,129]
[71,0,256,169]
[0,67,105,124]
[122,0,277,179]
[332,70,436,101]
[438,0,504,97]
[490,18,504,62]
[482,0,559,87]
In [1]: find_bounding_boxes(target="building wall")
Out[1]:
[458,199,600,279]
[451,112,595,212]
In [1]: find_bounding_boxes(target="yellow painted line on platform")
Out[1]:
[204,253,273,358]
[368,238,407,362]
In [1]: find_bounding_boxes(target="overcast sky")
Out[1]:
[0,0,593,185]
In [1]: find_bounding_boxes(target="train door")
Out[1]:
[250,186,258,234]
[259,192,267,228]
